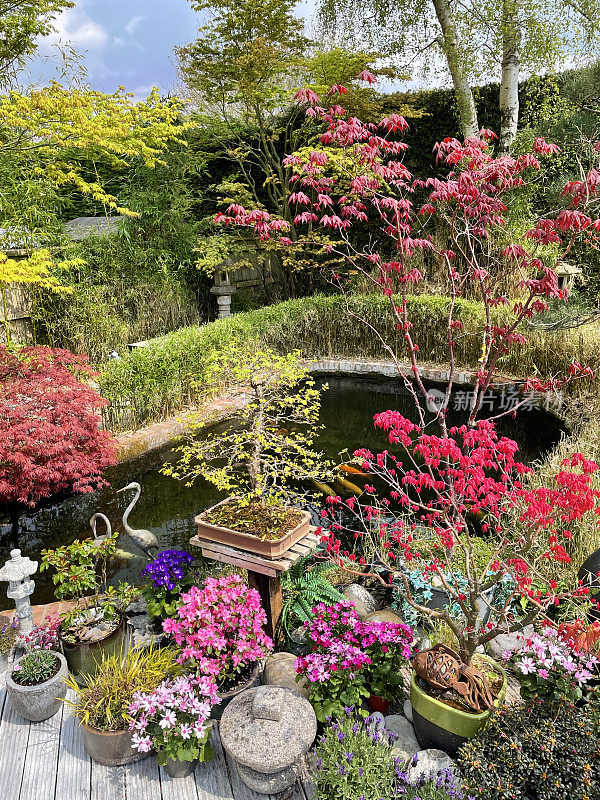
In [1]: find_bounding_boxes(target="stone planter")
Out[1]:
[60,615,125,684]
[162,757,198,778]
[81,722,145,766]
[211,662,261,721]
[409,655,507,757]
[6,651,68,722]
[194,498,310,559]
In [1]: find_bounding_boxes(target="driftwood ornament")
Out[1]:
[413,644,496,712]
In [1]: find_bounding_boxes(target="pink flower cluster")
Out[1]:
[506,625,598,686]
[22,614,60,651]
[295,601,414,683]
[162,574,273,682]
[129,674,219,754]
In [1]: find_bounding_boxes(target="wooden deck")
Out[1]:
[0,681,315,800]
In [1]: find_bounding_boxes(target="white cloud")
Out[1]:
[40,7,109,51]
[125,15,146,36]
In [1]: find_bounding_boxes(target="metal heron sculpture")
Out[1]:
[116,482,159,557]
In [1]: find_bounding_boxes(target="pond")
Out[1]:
[0,375,566,609]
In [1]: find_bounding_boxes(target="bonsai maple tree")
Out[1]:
[214,74,600,663]
[0,345,117,539]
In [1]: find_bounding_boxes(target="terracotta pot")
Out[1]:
[211,662,261,721]
[367,694,390,713]
[195,498,310,559]
[81,722,146,766]
[60,615,125,685]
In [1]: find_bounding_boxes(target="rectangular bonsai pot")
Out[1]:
[194,498,311,559]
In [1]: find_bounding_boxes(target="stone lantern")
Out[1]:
[0,549,38,634]
[220,686,316,794]
[210,269,236,319]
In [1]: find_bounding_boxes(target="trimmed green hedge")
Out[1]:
[100,293,600,430]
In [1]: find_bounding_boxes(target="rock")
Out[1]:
[342,584,378,619]
[262,652,309,699]
[384,714,419,760]
[403,699,413,723]
[220,686,316,794]
[488,625,535,660]
[407,749,455,783]
[366,711,385,731]
[124,600,147,617]
[364,609,404,625]
[128,613,151,632]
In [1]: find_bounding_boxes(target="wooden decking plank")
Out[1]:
[195,724,234,800]
[298,754,316,800]
[158,763,199,800]
[0,691,31,800]
[55,689,92,800]
[19,704,64,800]
[127,755,162,800]
[91,762,126,800]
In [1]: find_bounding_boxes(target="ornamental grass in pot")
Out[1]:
[65,644,181,765]
[162,573,273,719]
[163,346,332,558]
[41,533,139,683]
[7,649,68,722]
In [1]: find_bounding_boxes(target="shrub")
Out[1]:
[99,292,600,431]
[162,574,273,690]
[457,703,600,800]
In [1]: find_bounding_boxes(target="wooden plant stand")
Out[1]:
[190,527,321,639]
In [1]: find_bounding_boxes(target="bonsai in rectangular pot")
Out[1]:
[164,346,332,558]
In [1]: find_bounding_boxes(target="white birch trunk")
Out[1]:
[432,0,479,139]
[499,4,520,152]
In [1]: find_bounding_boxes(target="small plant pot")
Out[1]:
[195,497,311,559]
[60,615,125,684]
[162,757,198,778]
[6,651,68,722]
[368,694,390,713]
[81,722,146,766]
[211,663,261,721]
[409,655,507,757]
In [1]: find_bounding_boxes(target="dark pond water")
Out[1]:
[0,376,566,609]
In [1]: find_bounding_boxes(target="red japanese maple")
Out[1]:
[0,346,117,537]
[214,77,600,662]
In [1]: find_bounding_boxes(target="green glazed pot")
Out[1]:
[410,654,507,756]
[60,615,125,685]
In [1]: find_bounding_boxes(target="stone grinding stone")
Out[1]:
[219,686,316,774]
[261,652,309,698]
[237,762,299,794]
[341,584,378,619]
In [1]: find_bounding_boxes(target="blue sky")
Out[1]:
[27,0,203,99]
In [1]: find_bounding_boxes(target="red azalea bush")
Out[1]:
[0,345,116,534]
[162,574,273,688]
[295,600,414,721]
[215,74,600,664]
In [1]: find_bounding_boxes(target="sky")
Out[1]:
[27,0,202,99]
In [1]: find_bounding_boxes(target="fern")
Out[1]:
[280,557,345,645]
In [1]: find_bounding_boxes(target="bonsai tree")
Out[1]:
[165,345,331,536]
[0,346,117,540]
[214,75,600,662]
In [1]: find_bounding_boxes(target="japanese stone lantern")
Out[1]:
[0,549,38,634]
[219,685,317,794]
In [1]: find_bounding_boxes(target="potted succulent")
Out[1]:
[294,601,414,722]
[163,346,331,559]
[65,644,180,765]
[6,649,68,721]
[0,619,18,673]
[162,573,273,719]
[40,532,138,682]
[129,674,219,777]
